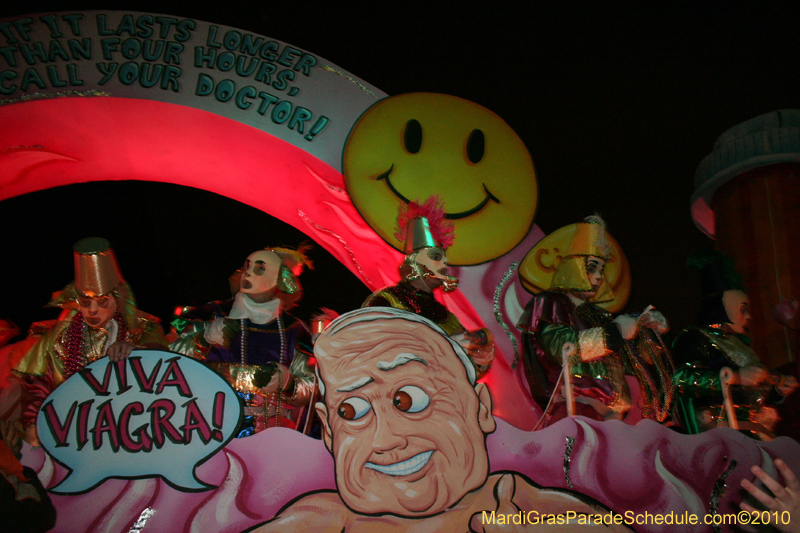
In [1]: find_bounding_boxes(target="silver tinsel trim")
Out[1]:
[494,261,520,368]
[563,435,575,488]
[709,459,737,533]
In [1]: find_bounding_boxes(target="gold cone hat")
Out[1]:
[550,217,615,303]
[73,237,124,297]
[565,220,609,259]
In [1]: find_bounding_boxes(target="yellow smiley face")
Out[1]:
[343,93,538,265]
[518,224,632,313]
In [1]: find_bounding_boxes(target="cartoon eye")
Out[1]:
[404,119,422,154]
[337,397,371,420]
[466,129,485,164]
[393,386,430,413]
[253,263,265,275]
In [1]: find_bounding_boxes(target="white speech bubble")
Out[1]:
[37,350,242,494]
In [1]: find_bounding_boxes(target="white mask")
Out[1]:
[240,250,281,298]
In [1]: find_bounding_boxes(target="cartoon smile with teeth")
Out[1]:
[248,308,630,532]
[343,93,538,265]
[312,309,493,517]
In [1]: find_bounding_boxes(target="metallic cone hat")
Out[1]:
[394,196,455,254]
[73,237,124,297]
[564,216,610,260]
[403,216,437,254]
[550,215,615,303]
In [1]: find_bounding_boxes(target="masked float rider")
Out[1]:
[362,198,494,377]
[518,216,673,425]
[169,247,315,436]
[672,249,798,439]
[10,238,168,445]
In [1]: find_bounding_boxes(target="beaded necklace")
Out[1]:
[391,283,448,323]
[240,314,287,428]
[62,310,127,379]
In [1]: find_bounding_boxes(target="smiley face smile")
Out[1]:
[343,93,538,265]
[376,164,500,220]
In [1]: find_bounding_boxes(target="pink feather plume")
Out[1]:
[394,195,455,249]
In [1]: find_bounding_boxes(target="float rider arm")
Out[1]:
[537,320,624,367]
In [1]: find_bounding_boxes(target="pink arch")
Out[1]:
[0,96,540,429]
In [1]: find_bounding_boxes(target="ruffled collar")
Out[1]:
[228,292,281,325]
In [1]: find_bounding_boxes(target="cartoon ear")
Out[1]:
[474,382,496,434]
[315,401,333,452]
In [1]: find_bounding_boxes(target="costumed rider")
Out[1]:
[169,246,315,436]
[11,237,168,445]
[362,197,494,376]
[517,216,673,425]
[672,249,798,439]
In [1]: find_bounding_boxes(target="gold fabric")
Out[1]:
[577,327,609,362]
[73,238,123,297]
[368,289,464,336]
[565,221,607,258]
[699,328,761,369]
[550,256,615,304]
[13,309,167,386]
[207,352,315,408]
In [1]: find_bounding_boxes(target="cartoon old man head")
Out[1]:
[313,307,496,517]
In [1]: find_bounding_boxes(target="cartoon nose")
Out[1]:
[372,411,407,453]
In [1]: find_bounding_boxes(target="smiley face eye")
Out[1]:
[393,385,430,413]
[404,119,422,154]
[338,397,371,420]
[466,129,485,164]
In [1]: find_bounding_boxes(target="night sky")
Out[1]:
[2,2,799,339]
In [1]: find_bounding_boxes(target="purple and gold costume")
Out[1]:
[170,298,314,435]
[518,291,630,418]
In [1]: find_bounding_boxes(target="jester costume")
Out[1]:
[363,283,462,336]
[362,198,493,376]
[518,217,674,424]
[671,250,792,438]
[519,291,630,417]
[170,247,316,436]
[672,326,780,436]
[10,238,167,435]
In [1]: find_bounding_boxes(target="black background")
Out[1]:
[2,2,799,338]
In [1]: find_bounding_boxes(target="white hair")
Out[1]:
[314,307,476,396]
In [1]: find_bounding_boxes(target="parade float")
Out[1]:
[0,10,796,532]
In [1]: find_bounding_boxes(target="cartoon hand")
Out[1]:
[741,459,800,533]
[260,364,293,396]
[470,474,523,533]
[107,341,136,362]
